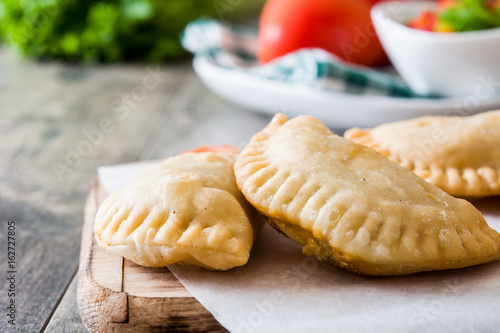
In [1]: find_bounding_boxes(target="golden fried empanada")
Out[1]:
[94,152,264,270]
[234,114,500,276]
[345,110,500,197]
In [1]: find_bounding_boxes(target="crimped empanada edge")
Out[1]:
[236,114,500,276]
[345,129,500,198]
[93,152,263,271]
[94,233,250,270]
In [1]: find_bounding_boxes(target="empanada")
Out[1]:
[345,110,500,197]
[94,152,264,270]
[234,114,500,276]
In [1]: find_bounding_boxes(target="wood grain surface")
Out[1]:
[0,48,270,332]
[78,177,226,332]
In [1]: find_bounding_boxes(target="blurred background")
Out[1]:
[0,0,265,63]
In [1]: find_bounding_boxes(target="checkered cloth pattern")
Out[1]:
[181,18,431,98]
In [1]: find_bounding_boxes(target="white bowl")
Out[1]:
[371,1,500,97]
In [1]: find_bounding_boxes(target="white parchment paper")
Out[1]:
[98,163,500,333]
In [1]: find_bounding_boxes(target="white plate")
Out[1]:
[193,56,500,128]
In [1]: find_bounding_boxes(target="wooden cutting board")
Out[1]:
[77,177,227,332]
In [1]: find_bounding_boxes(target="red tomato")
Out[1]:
[257,0,387,66]
[407,9,438,31]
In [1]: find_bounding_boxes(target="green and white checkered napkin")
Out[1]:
[181,18,430,98]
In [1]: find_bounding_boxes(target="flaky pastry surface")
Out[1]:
[94,152,263,270]
[234,114,500,276]
[345,110,500,197]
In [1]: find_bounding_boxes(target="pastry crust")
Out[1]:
[94,152,264,270]
[234,114,500,276]
[345,110,500,197]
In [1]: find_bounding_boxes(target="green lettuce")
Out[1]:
[0,0,262,62]
[439,0,500,32]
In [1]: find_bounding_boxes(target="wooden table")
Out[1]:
[0,49,271,332]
